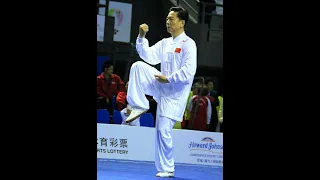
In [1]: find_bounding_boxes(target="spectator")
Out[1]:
[205,78,219,132]
[97,61,124,114]
[183,82,201,129]
[188,85,212,131]
[116,81,129,111]
[218,94,223,132]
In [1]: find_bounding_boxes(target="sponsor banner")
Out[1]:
[97,124,223,166]
[97,124,155,161]
[172,130,223,166]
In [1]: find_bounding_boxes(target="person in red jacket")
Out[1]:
[188,85,212,131]
[97,61,124,113]
[116,81,128,111]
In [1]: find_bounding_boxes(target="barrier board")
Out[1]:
[97,124,223,166]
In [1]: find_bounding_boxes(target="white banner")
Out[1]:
[172,130,223,166]
[108,1,132,43]
[97,15,105,42]
[97,124,223,166]
[97,124,155,161]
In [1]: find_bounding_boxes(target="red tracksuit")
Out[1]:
[97,73,124,99]
[190,95,209,131]
[116,92,127,111]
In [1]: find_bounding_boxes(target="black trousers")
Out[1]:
[147,99,157,127]
[209,113,218,132]
[97,97,113,115]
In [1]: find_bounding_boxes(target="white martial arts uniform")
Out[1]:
[121,107,140,126]
[127,32,197,172]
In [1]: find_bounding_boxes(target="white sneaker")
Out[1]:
[156,172,174,177]
[125,107,148,123]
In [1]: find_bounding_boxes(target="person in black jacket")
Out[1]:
[205,78,219,132]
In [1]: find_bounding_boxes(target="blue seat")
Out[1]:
[97,109,110,123]
[140,113,155,127]
[113,110,123,124]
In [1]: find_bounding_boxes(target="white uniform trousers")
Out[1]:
[127,61,176,172]
[127,61,160,109]
[155,113,176,172]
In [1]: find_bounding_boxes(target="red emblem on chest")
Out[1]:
[175,48,181,53]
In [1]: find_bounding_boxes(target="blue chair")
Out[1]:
[113,110,123,124]
[140,113,155,127]
[97,109,110,123]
